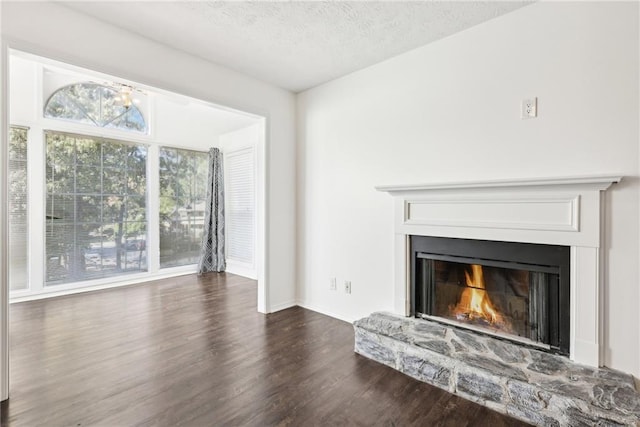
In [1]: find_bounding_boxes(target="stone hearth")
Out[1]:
[354,312,640,426]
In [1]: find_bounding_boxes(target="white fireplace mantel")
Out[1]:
[376,175,622,367]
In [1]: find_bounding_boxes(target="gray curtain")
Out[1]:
[198,147,226,274]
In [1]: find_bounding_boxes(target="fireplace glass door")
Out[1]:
[416,255,559,345]
[411,237,570,355]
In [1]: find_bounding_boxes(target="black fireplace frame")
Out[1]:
[410,236,570,356]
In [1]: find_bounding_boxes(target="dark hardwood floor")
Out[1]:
[2,273,529,426]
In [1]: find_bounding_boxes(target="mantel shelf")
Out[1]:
[375,174,623,194]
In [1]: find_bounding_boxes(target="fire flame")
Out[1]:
[452,264,512,332]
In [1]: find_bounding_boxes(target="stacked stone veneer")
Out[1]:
[354,312,640,426]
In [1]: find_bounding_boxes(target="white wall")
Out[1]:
[297,2,640,376]
[152,99,239,149]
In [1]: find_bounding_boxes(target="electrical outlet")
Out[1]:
[330,277,337,291]
[521,97,537,119]
[344,281,351,294]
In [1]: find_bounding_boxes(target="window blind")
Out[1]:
[225,148,255,265]
[9,127,29,291]
[45,131,148,285]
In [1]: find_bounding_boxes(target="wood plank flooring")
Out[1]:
[2,273,530,426]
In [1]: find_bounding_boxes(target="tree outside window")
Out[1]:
[159,147,208,268]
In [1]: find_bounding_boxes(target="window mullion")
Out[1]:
[146,144,160,274]
[28,128,46,293]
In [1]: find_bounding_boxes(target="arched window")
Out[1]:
[44,82,147,133]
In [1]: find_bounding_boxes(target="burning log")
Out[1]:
[451,264,514,333]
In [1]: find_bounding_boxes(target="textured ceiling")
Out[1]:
[62,1,533,93]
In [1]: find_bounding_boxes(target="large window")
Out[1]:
[9,127,29,291]
[45,131,148,284]
[7,55,263,299]
[159,147,208,268]
[45,82,147,133]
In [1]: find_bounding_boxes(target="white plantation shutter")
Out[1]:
[225,148,255,265]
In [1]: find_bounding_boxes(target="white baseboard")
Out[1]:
[267,300,297,313]
[9,269,196,303]
[225,262,257,280]
[296,301,356,324]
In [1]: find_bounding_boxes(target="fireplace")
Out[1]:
[360,176,630,425]
[376,175,621,366]
[410,236,570,355]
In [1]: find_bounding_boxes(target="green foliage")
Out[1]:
[8,128,27,217]
[159,147,208,267]
[44,82,146,132]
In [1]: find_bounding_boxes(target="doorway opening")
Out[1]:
[2,48,268,399]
